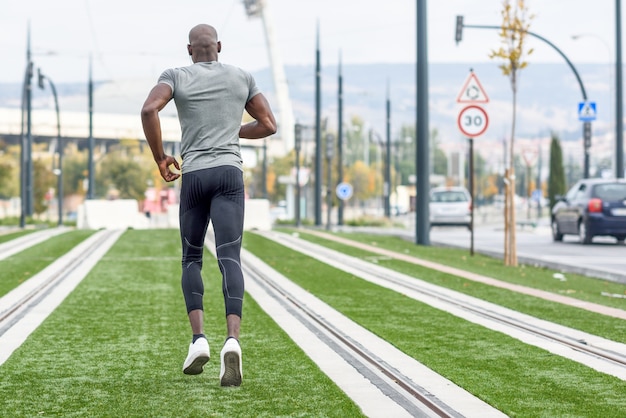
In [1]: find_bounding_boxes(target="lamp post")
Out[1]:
[456,17,592,178]
[37,69,63,226]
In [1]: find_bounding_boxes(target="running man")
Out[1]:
[141,23,276,386]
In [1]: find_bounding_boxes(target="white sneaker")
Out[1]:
[219,338,242,386]
[182,337,210,375]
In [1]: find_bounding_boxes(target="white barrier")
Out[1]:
[77,198,270,231]
[243,199,271,231]
[77,200,150,230]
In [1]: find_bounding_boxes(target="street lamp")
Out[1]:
[456,16,592,178]
[37,68,63,226]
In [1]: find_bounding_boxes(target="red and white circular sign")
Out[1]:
[457,105,489,138]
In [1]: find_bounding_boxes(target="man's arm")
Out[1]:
[239,93,277,139]
[141,83,180,182]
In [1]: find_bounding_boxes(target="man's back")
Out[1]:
[159,62,260,173]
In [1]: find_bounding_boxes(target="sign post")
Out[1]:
[578,101,596,178]
[456,70,489,256]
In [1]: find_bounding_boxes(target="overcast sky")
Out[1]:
[0,0,620,83]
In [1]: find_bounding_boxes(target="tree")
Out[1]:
[395,124,416,186]
[62,154,88,196]
[33,158,56,216]
[344,116,367,166]
[489,0,534,266]
[346,160,372,205]
[548,133,567,209]
[96,156,149,201]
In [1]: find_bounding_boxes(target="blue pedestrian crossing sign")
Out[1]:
[335,182,353,201]
[578,101,597,122]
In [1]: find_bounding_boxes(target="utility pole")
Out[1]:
[87,55,95,199]
[416,0,430,245]
[616,0,624,178]
[20,24,34,227]
[38,69,63,226]
[314,23,322,226]
[326,133,334,230]
[337,53,344,225]
[25,24,34,217]
[385,81,391,218]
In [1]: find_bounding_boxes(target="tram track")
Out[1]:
[206,233,506,417]
[0,229,123,365]
[259,230,626,381]
[0,227,69,261]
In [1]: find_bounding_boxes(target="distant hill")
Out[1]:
[0,62,613,147]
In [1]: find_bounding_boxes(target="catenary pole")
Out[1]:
[416,0,430,245]
[337,53,344,225]
[616,0,624,178]
[314,23,322,226]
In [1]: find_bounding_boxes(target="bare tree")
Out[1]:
[489,0,534,266]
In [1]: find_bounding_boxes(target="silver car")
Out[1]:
[429,186,472,229]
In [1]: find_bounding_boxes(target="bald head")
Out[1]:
[187,24,221,63]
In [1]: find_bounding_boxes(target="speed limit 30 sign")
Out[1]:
[457,105,489,138]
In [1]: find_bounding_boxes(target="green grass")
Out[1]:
[0,228,36,244]
[282,229,626,344]
[0,229,364,417]
[244,232,626,417]
[0,229,95,298]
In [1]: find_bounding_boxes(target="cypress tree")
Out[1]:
[548,132,567,209]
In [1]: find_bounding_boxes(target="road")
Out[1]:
[341,206,626,285]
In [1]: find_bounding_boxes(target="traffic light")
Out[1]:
[37,68,45,89]
[455,15,464,44]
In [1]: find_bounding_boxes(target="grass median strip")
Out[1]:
[0,229,364,417]
[288,229,626,344]
[245,231,626,417]
[0,229,95,298]
[0,229,36,244]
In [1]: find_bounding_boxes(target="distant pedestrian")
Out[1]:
[141,23,276,386]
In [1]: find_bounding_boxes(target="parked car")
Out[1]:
[551,178,626,244]
[429,186,472,229]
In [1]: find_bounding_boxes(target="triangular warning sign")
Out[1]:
[456,72,489,104]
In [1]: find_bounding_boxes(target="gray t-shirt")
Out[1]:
[158,62,260,173]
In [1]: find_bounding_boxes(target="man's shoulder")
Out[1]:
[219,63,251,75]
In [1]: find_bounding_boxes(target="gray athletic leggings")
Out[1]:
[179,165,245,318]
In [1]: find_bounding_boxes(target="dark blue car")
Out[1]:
[552,178,626,244]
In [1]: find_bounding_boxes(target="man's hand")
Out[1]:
[156,155,181,182]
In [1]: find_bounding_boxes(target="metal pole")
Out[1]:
[326,133,334,230]
[460,21,591,178]
[26,26,34,217]
[583,121,591,178]
[314,23,322,226]
[337,53,344,225]
[616,0,624,178]
[20,59,31,228]
[536,142,542,219]
[87,55,95,199]
[416,0,430,245]
[469,137,474,256]
[48,79,63,226]
[385,83,391,218]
